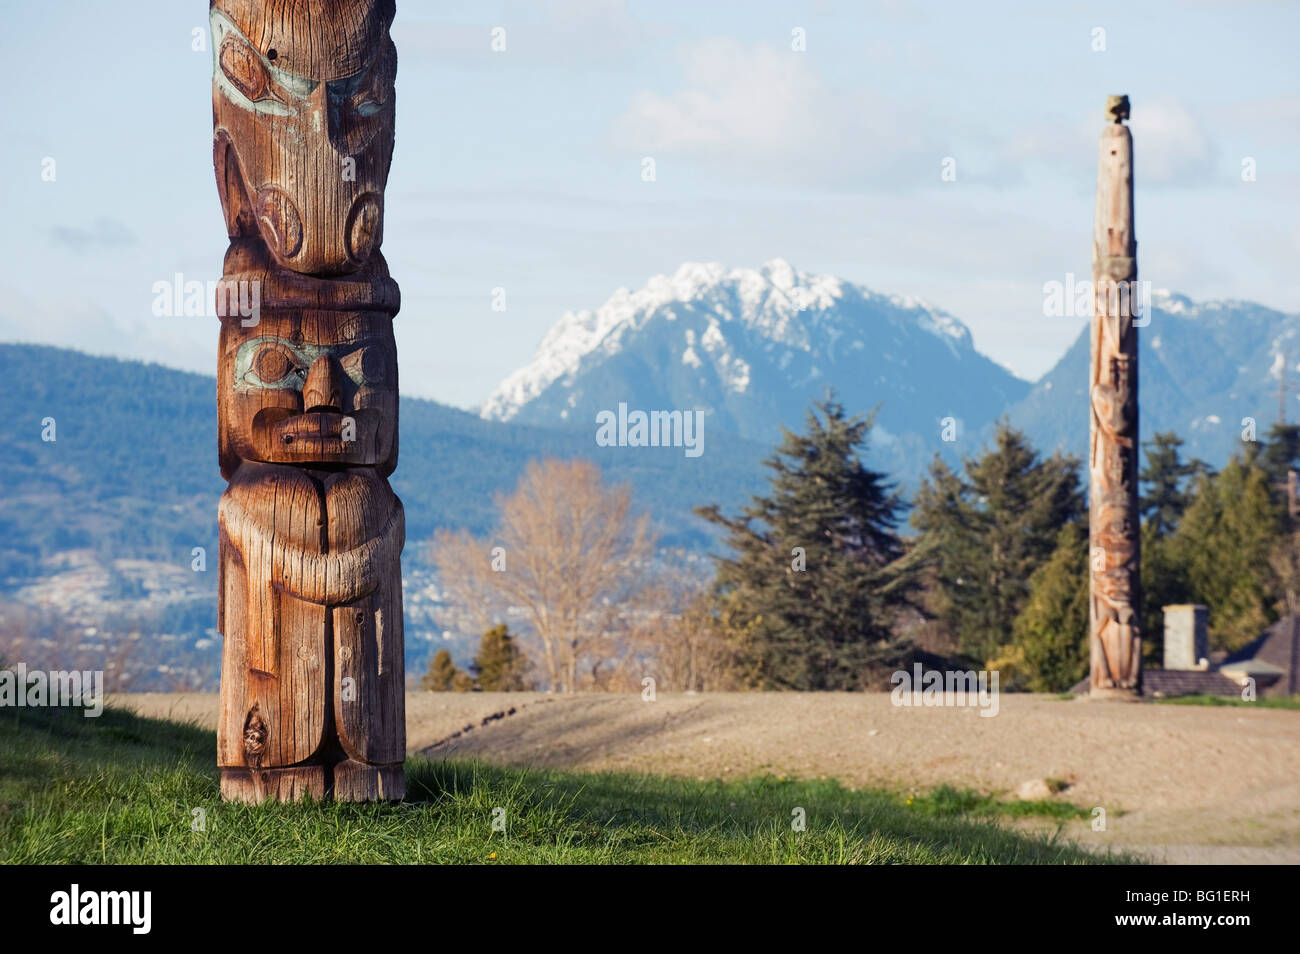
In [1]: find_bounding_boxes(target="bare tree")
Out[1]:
[0,600,146,693]
[626,572,740,693]
[432,459,654,693]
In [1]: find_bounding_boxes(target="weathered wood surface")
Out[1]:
[1089,94,1142,697]
[211,0,405,801]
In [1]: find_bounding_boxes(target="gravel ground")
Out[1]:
[112,691,1300,864]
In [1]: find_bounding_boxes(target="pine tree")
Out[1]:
[1136,431,1204,662]
[1140,520,1191,665]
[1168,457,1278,650]
[911,422,1084,663]
[471,624,532,691]
[421,647,473,692]
[1263,422,1300,619]
[1139,431,1210,539]
[1262,423,1300,489]
[695,395,915,690]
[1005,522,1090,692]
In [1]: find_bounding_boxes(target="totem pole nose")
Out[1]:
[303,355,344,412]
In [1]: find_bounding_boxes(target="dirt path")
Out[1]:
[113,691,1300,864]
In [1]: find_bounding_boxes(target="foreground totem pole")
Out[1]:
[210,0,406,800]
[1088,95,1142,698]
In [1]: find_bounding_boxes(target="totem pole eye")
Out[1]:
[220,36,275,103]
[353,89,382,117]
[329,71,376,117]
[339,345,388,385]
[352,69,386,117]
[251,344,297,385]
[332,44,391,118]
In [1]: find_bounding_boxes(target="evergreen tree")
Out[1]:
[1261,422,1300,527]
[1136,431,1203,662]
[911,422,1084,663]
[471,624,532,691]
[1140,521,1191,665]
[1262,422,1300,487]
[695,395,915,690]
[1263,421,1300,619]
[1168,457,1278,650]
[1004,522,1090,692]
[421,647,473,692]
[1139,431,1209,539]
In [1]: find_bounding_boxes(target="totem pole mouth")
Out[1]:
[252,406,386,466]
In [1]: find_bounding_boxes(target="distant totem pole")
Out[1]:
[1088,95,1142,698]
[210,0,406,800]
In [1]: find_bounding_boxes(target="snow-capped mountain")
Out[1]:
[483,261,1299,486]
[482,260,1029,472]
[1004,292,1300,467]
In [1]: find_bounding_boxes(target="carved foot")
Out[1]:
[333,759,405,802]
[220,765,326,804]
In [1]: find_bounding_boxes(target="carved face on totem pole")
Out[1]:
[210,0,399,479]
[210,0,397,275]
[217,312,398,475]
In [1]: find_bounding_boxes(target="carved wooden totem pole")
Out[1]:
[1089,94,1142,698]
[210,0,406,800]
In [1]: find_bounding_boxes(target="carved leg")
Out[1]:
[221,765,327,804]
[333,759,405,802]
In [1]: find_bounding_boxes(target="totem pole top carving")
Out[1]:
[1105,94,1130,123]
[210,0,397,278]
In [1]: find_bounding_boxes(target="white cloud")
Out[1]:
[0,286,211,378]
[999,96,1222,189]
[618,37,823,155]
[610,37,941,188]
[1129,96,1217,186]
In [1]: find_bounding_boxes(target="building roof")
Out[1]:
[1140,669,1242,698]
[1223,614,1299,695]
[1069,614,1300,698]
[1219,658,1287,677]
[1069,670,1241,698]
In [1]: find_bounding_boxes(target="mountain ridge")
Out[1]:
[481,260,1298,482]
[1002,290,1299,468]
[481,259,1032,484]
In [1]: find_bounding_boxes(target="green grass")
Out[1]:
[0,705,1131,864]
[1151,693,1300,709]
[904,783,1089,822]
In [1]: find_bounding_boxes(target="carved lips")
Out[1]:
[253,406,386,465]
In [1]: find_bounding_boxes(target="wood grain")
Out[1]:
[1088,96,1142,697]
[211,0,405,801]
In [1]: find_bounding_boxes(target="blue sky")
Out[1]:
[1,0,1296,409]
